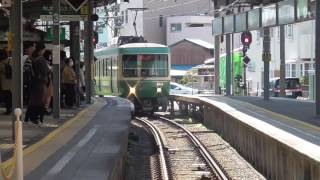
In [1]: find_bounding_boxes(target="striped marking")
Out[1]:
[42,125,99,179]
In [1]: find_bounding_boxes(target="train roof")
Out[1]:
[94,43,169,57]
[119,43,168,48]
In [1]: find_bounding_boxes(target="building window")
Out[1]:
[121,11,124,24]
[170,23,182,32]
[159,15,163,27]
[187,23,204,27]
[125,10,128,24]
[286,64,290,77]
[287,24,293,39]
[291,64,296,77]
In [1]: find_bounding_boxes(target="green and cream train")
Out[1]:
[94,43,170,112]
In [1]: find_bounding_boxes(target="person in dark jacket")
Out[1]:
[24,42,49,125]
[0,49,12,114]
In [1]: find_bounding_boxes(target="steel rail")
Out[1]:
[134,117,169,180]
[159,116,229,180]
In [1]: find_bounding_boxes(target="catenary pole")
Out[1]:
[214,36,220,94]
[11,0,23,140]
[226,34,231,96]
[70,21,81,107]
[84,0,94,104]
[263,28,270,100]
[52,0,61,119]
[279,25,286,97]
[315,0,320,115]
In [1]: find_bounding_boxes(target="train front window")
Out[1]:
[122,55,138,77]
[140,54,168,77]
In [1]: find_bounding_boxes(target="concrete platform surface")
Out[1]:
[24,97,132,180]
[202,95,320,146]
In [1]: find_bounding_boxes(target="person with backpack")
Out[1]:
[0,49,12,115]
[24,42,49,125]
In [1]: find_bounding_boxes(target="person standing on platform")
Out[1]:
[62,57,76,108]
[23,41,35,106]
[43,50,53,115]
[79,62,85,102]
[24,42,49,125]
[0,49,12,115]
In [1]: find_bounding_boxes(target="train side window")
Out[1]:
[122,55,138,77]
[102,59,105,76]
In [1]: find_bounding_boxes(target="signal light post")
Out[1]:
[241,31,252,96]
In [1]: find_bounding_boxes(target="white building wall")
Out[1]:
[166,16,214,46]
[143,0,214,44]
[119,0,144,36]
[244,20,315,95]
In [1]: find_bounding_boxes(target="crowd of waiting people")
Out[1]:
[0,42,86,125]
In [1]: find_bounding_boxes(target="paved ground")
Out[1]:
[203,95,320,146]
[25,97,132,180]
[0,105,86,162]
[230,96,319,126]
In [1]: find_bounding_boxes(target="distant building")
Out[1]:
[166,16,213,46]
[143,0,214,45]
[170,38,214,82]
[119,0,144,37]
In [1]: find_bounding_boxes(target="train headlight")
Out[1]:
[129,86,136,96]
[157,87,162,93]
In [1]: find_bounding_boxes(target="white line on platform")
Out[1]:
[41,125,99,180]
[246,109,320,140]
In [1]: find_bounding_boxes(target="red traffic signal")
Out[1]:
[241,31,252,46]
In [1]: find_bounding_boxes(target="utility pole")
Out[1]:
[226,34,231,96]
[52,0,61,119]
[279,25,286,97]
[70,21,81,107]
[315,0,320,115]
[263,28,271,100]
[84,0,94,104]
[214,36,220,94]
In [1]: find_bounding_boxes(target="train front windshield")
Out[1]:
[123,54,168,77]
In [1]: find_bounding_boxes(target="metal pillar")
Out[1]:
[226,34,231,96]
[84,0,94,104]
[263,28,271,100]
[316,0,320,115]
[214,36,220,94]
[280,25,286,97]
[70,21,80,107]
[52,0,60,119]
[11,0,23,140]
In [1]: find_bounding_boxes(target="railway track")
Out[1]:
[135,116,229,180]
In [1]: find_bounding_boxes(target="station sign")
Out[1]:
[211,0,315,36]
[224,15,234,34]
[65,0,88,12]
[235,12,247,33]
[247,8,261,30]
[278,0,295,25]
[212,17,223,35]
[262,4,277,27]
[40,15,88,21]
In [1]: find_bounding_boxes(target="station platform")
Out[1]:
[202,95,320,145]
[171,94,320,179]
[0,97,132,180]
